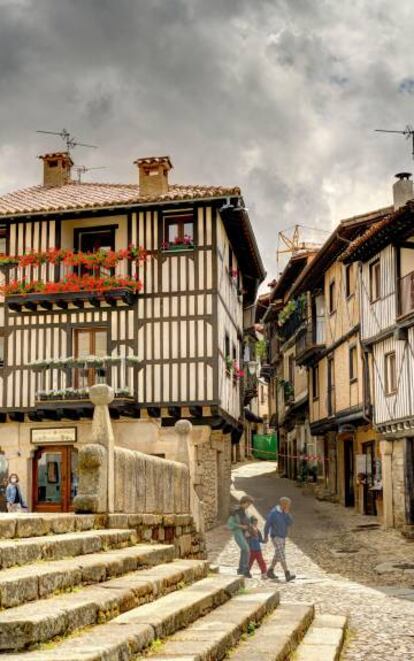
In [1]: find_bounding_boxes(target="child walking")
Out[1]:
[247,516,267,579]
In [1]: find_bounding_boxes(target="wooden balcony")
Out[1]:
[32,361,139,419]
[6,287,137,312]
[295,319,326,366]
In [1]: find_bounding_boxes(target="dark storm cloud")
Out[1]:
[0,0,414,278]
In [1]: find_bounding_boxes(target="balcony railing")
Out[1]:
[31,356,138,406]
[278,308,306,342]
[296,318,326,366]
[399,270,414,317]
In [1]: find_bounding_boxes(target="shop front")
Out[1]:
[31,427,78,512]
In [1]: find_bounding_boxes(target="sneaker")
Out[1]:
[285,572,296,582]
[267,568,277,579]
[261,573,268,580]
[243,571,253,578]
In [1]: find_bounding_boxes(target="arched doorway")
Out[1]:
[32,446,78,512]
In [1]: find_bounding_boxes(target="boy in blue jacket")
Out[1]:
[264,496,295,582]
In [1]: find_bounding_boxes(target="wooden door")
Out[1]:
[32,445,78,512]
[363,442,377,516]
[344,440,355,507]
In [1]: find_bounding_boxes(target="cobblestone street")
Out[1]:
[207,462,414,660]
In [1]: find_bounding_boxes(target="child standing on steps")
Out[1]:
[247,516,268,579]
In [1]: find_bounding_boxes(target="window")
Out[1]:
[74,226,116,277]
[288,355,295,386]
[349,345,357,382]
[385,351,397,395]
[329,280,336,314]
[225,332,231,376]
[260,385,265,404]
[0,225,7,255]
[163,212,194,248]
[312,364,319,399]
[228,245,233,274]
[74,328,107,387]
[369,259,381,302]
[232,343,237,383]
[345,264,354,298]
[0,333,4,367]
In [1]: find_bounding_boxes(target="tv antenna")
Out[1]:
[36,128,97,152]
[375,125,414,159]
[74,165,106,183]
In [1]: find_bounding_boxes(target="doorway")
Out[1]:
[344,439,355,507]
[32,446,78,512]
[362,442,377,516]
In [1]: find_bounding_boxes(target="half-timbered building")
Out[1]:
[341,173,414,533]
[0,152,265,523]
[262,249,321,482]
[286,206,392,516]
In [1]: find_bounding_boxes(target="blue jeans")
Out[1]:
[234,533,250,574]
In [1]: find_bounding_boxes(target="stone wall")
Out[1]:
[194,429,231,530]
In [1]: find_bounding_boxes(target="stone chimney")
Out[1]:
[393,172,414,210]
[135,156,173,197]
[39,152,73,187]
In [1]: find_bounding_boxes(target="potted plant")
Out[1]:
[126,355,141,366]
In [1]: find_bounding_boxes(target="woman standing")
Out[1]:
[227,495,254,578]
[6,474,27,512]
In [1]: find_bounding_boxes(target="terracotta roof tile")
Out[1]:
[0,181,241,218]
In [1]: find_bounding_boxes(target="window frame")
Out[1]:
[369,259,381,303]
[384,351,397,395]
[224,332,231,377]
[162,212,195,249]
[312,364,319,400]
[349,344,358,383]
[345,263,354,298]
[328,279,336,314]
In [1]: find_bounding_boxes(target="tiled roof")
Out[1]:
[0,181,241,217]
[340,200,414,262]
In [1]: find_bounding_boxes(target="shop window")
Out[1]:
[369,259,381,302]
[349,345,358,382]
[385,351,397,395]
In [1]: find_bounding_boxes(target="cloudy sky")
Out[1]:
[1,0,414,278]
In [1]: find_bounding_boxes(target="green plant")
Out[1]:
[255,339,267,361]
[277,293,307,327]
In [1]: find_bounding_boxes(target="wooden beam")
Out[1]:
[189,405,202,418]
[395,241,414,250]
[167,406,181,418]
[55,300,68,310]
[73,300,85,309]
[9,412,24,423]
[38,301,53,311]
[8,303,22,312]
[148,406,161,418]
[24,301,37,311]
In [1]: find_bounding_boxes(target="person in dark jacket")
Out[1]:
[247,516,267,578]
[6,474,27,512]
[264,496,295,582]
[227,495,254,577]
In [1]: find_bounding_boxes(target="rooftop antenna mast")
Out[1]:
[375,124,414,159]
[74,165,106,183]
[36,128,98,153]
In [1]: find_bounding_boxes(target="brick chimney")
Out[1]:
[39,152,73,187]
[393,172,413,210]
[135,156,173,197]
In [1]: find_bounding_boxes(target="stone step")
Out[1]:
[0,558,208,651]
[0,542,175,608]
[0,528,136,569]
[146,587,280,660]
[228,602,315,660]
[0,513,97,539]
[294,613,347,661]
[3,574,244,660]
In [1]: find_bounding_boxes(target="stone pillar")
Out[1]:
[380,439,393,528]
[174,420,205,533]
[89,384,115,513]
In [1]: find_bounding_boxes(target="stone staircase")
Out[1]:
[0,514,346,660]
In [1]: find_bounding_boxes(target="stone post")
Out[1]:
[380,439,393,528]
[174,419,204,533]
[89,384,115,513]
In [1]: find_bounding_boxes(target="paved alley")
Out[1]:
[207,462,414,660]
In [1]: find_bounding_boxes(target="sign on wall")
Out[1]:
[30,427,77,445]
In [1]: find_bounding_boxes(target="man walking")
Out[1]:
[264,496,295,582]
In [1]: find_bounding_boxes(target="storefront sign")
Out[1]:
[31,427,77,445]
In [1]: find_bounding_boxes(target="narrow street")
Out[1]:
[207,462,414,660]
